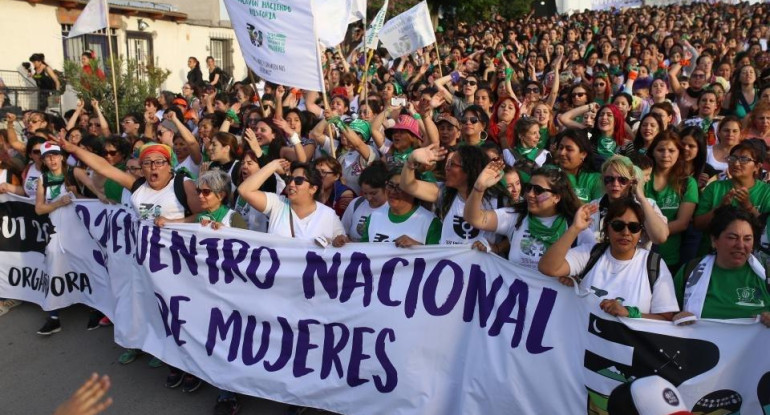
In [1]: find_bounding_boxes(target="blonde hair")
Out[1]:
[601,155,643,182]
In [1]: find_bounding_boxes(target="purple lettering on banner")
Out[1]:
[110,210,124,253]
[154,292,190,346]
[245,246,279,289]
[170,231,198,276]
[94,209,111,247]
[263,316,294,372]
[377,257,408,307]
[293,319,321,377]
[242,316,271,366]
[199,238,221,283]
[320,322,350,379]
[75,204,90,230]
[346,326,375,387]
[302,251,341,300]
[373,329,397,393]
[155,292,172,337]
[222,239,249,284]
[206,307,242,362]
[404,258,426,318]
[422,259,464,316]
[488,279,529,348]
[525,287,556,354]
[340,252,373,306]
[148,226,168,272]
[463,264,504,327]
[135,225,150,265]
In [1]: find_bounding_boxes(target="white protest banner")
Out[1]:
[364,0,388,49]
[224,0,324,92]
[377,1,436,58]
[314,0,352,49]
[67,0,108,38]
[1,198,769,414]
[349,0,366,23]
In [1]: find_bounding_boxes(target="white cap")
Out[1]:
[608,376,693,415]
[40,142,62,156]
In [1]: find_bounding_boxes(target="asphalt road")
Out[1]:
[0,302,329,415]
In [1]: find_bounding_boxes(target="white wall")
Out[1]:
[0,0,66,77]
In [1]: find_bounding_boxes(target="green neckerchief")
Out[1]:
[538,127,549,149]
[45,172,64,200]
[527,214,567,248]
[699,117,713,133]
[388,205,418,223]
[392,147,414,164]
[261,144,270,157]
[515,145,538,161]
[197,205,230,223]
[597,135,617,158]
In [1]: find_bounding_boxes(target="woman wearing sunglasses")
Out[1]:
[553,129,604,204]
[196,169,246,230]
[590,155,669,248]
[238,158,345,241]
[464,162,592,269]
[539,198,679,321]
[693,140,770,255]
[459,105,490,147]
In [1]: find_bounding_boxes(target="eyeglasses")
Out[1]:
[603,175,631,186]
[121,119,135,124]
[691,73,706,79]
[343,81,354,86]
[31,149,41,155]
[29,119,43,124]
[141,159,169,168]
[460,117,479,124]
[619,37,628,41]
[105,150,119,157]
[465,80,478,86]
[317,169,335,177]
[445,159,463,169]
[571,92,587,97]
[196,188,214,197]
[522,183,554,196]
[609,220,643,234]
[289,176,308,186]
[385,181,401,191]
[525,87,540,93]
[128,166,142,173]
[726,155,755,165]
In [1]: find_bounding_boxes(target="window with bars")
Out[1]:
[61,25,118,64]
[209,38,234,75]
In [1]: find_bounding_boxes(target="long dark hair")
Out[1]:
[648,130,688,196]
[513,166,582,229]
[632,112,663,153]
[439,145,509,219]
[679,126,707,177]
[554,128,597,172]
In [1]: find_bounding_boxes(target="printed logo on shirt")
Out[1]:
[519,230,546,268]
[658,193,679,210]
[356,215,369,236]
[574,187,588,201]
[735,287,765,307]
[452,215,479,240]
[139,203,162,220]
[372,233,390,242]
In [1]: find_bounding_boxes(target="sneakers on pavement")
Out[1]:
[214,398,241,415]
[86,311,101,330]
[99,316,112,327]
[118,349,141,365]
[0,299,21,317]
[166,369,184,388]
[148,356,164,368]
[181,374,203,393]
[37,317,61,336]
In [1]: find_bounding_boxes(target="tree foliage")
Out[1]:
[63,58,170,132]
[366,0,531,24]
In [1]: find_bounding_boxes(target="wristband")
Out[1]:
[412,113,422,120]
[624,306,642,318]
[225,109,238,122]
[473,185,485,193]
[289,132,301,146]
[450,71,461,83]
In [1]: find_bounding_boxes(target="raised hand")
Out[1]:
[408,143,447,166]
[475,160,505,191]
[572,203,598,231]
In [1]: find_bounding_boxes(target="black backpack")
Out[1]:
[575,242,662,291]
[130,173,192,217]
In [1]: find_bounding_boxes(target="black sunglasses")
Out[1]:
[609,220,643,234]
[290,176,308,186]
[522,183,554,196]
[196,188,214,197]
[461,117,479,124]
[603,175,631,186]
[31,149,41,155]
[465,80,478,86]
[105,150,119,157]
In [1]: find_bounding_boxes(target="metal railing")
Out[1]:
[0,69,63,116]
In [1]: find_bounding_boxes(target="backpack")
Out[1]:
[575,242,662,291]
[678,256,770,293]
[130,173,192,217]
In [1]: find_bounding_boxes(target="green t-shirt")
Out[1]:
[596,135,617,159]
[644,177,699,266]
[538,127,550,150]
[694,180,770,255]
[360,207,442,245]
[104,162,127,203]
[674,262,770,319]
[567,171,603,204]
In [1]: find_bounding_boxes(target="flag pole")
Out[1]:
[317,43,336,158]
[433,42,443,78]
[103,0,120,131]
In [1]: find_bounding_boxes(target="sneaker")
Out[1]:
[181,374,203,393]
[118,349,141,365]
[214,398,241,415]
[99,316,113,327]
[166,369,184,388]
[86,312,101,331]
[0,299,21,316]
[148,356,164,368]
[37,317,61,335]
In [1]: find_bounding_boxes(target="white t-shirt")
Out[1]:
[502,148,550,168]
[341,197,387,242]
[338,145,378,195]
[565,245,680,314]
[233,195,268,233]
[261,192,345,241]
[23,164,42,199]
[439,190,501,245]
[176,156,200,179]
[705,145,728,174]
[130,177,190,221]
[495,210,594,270]
[366,206,437,244]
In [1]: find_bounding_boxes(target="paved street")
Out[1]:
[0,302,324,415]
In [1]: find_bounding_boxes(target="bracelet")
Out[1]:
[289,132,301,146]
[412,113,422,120]
[624,306,642,318]
[473,185,485,192]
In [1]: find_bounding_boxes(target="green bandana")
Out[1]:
[516,145,538,161]
[45,172,64,200]
[527,214,567,248]
[538,127,549,149]
[197,205,230,224]
[597,135,617,158]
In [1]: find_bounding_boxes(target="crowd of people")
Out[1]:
[1,1,770,414]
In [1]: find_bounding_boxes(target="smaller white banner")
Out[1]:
[315,0,352,49]
[349,0,366,23]
[378,1,436,57]
[365,0,388,49]
[67,0,107,38]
